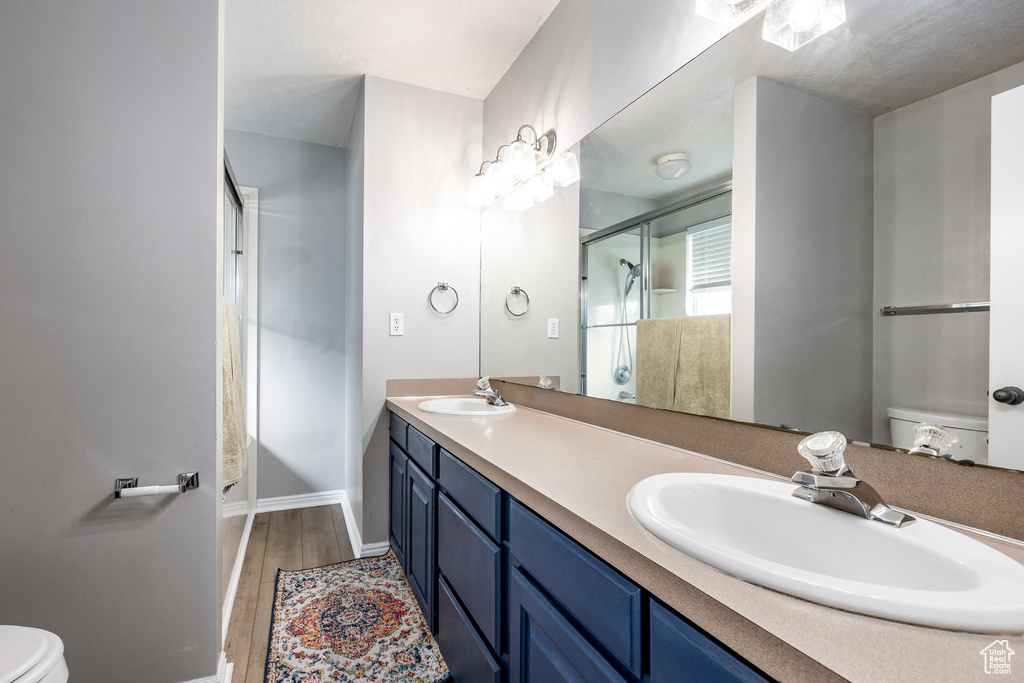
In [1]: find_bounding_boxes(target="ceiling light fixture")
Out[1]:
[695,0,773,27]
[762,0,846,51]
[469,125,579,209]
[655,153,692,180]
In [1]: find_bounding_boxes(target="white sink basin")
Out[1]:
[417,397,517,417]
[628,473,1024,633]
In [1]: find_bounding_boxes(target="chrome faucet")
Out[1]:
[791,431,915,528]
[473,389,509,407]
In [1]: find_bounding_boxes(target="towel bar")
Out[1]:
[114,472,199,499]
[880,302,989,316]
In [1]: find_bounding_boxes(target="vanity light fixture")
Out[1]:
[655,153,692,180]
[762,0,846,51]
[695,0,774,27]
[468,124,578,209]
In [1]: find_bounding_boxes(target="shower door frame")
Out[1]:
[579,181,733,396]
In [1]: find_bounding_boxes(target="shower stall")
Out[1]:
[580,186,733,402]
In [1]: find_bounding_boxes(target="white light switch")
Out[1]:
[390,313,404,336]
[547,318,559,339]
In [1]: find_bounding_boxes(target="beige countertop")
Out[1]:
[387,395,1024,683]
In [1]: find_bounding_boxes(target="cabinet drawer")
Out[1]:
[508,500,642,678]
[437,448,501,540]
[407,426,437,478]
[510,567,629,683]
[650,600,768,683]
[389,412,408,452]
[436,576,501,683]
[437,493,501,651]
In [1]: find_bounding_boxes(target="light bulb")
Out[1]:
[788,0,821,32]
[526,175,553,202]
[467,174,489,206]
[504,184,535,211]
[486,161,514,197]
[543,151,580,188]
[505,139,537,180]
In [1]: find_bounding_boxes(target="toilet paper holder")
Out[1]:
[114,472,199,499]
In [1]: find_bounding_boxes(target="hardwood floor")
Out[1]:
[225,504,356,683]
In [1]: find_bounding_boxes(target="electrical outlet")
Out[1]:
[390,313,404,336]
[547,318,559,339]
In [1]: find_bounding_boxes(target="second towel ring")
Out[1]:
[428,282,459,315]
[505,286,530,317]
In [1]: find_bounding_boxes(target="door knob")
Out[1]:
[992,386,1024,405]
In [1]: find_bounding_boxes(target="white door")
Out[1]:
[988,83,1024,470]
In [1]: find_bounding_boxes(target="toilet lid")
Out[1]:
[0,627,61,683]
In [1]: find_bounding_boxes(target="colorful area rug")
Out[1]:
[265,551,448,683]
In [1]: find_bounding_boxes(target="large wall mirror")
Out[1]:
[480,0,1024,471]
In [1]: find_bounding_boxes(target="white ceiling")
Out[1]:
[583,0,1024,202]
[225,0,562,147]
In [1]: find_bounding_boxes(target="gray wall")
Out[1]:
[360,77,483,545]
[871,62,1024,443]
[734,78,875,438]
[483,0,729,157]
[225,130,349,500]
[0,2,220,681]
[480,176,581,393]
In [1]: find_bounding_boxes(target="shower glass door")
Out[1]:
[581,223,646,401]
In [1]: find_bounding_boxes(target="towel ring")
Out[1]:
[428,282,459,315]
[505,286,530,317]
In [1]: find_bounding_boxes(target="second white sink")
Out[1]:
[417,397,516,417]
[628,472,1024,633]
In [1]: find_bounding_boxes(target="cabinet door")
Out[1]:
[405,460,436,631]
[509,567,629,683]
[650,600,767,683]
[388,442,407,569]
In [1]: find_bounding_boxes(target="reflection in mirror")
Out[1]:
[479,0,1024,471]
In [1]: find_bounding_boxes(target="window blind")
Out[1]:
[687,219,732,292]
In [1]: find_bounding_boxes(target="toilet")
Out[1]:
[887,407,989,464]
[0,626,68,683]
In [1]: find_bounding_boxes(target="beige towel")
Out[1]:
[636,314,731,419]
[635,318,682,410]
[674,314,731,418]
[223,298,246,488]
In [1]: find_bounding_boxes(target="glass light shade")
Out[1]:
[467,174,489,206]
[655,153,692,180]
[505,139,537,180]
[762,0,846,51]
[695,0,773,27]
[486,161,514,197]
[503,184,535,211]
[526,175,554,202]
[543,151,580,188]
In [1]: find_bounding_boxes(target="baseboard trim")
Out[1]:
[222,511,255,644]
[255,490,347,513]
[337,492,391,559]
[181,651,229,683]
[222,500,248,518]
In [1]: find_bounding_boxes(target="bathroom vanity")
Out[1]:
[386,395,1024,683]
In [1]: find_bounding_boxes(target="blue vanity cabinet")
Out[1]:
[387,440,407,570]
[508,500,643,678]
[509,566,630,683]
[650,599,769,683]
[388,417,438,632]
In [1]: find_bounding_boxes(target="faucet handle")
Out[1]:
[908,423,959,458]
[797,431,849,475]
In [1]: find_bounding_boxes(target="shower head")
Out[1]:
[620,258,635,270]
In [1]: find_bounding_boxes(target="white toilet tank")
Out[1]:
[887,407,988,464]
